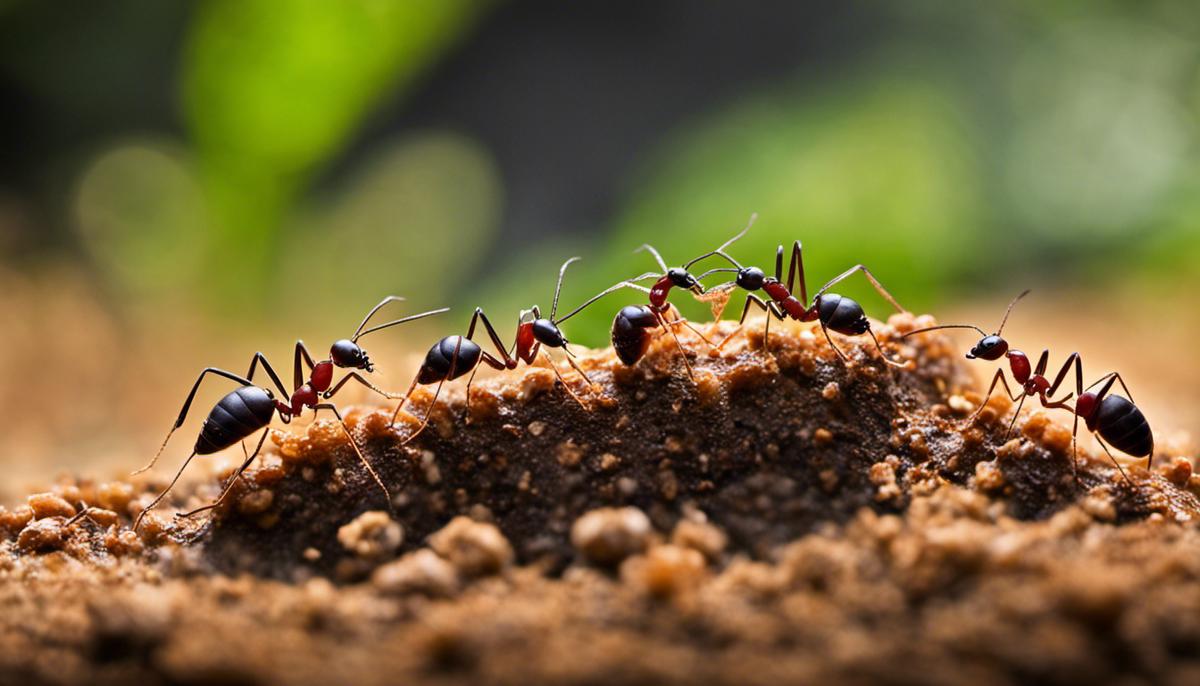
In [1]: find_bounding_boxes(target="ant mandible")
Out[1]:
[393,257,603,443]
[133,297,448,529]
[904,290,1153,482]
[687,215,907,366]
[552,238,719,381]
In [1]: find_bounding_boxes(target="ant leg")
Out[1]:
[465,307,521,367]
[541,350,589,410]
[293,341,317,391]
[390,377,421,425]
[1095,437,1132,485]
[654,310,698,382]
[324,372,401,401]
[134,450,198,530]
[1084,371,1137,404]
[1005,394,1028,440]
[312,403,391,507]
[715,295,781,352]
[64,503,100,528]
[176,429,272,519]
[867,328,907,368]
[662,304,715,348]
[463,366,481,424]
[820,323,850,364]
[961,369,1021,429]
[399,379,445,445]
[245,353,290,397]
[464,352,507,424]
[1046,352,1082,400]
[562,352,595,392]
[813,265,906,313]
[1071,412,1082,487]
[132,367,254,476]
[397,335,469,439]
[1038,393,1074,411]
[785,241,808,306]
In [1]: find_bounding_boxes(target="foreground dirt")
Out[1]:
[2,315,1198,685]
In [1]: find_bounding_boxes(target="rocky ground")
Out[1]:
[2,314,1198,685]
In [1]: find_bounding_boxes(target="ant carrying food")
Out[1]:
[393,257,604,443]
[904,290,1153,482]
[553,238,718,380]
[687,215,907,366]
[133,297,448,529]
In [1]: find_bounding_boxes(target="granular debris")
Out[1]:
[2,315,1199,685]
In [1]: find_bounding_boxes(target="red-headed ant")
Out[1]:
[688,216,906,366]
[133,298,448,529]
[904,290,1153,482]
[393,257,603,442]
[553,240,718,380]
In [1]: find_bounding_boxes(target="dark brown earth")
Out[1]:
[2,314,1199,685]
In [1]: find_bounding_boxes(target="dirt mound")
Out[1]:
[2,315,1197,685]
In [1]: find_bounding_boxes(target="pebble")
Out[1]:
[337,511,404,560]
[96,481,135,515]
[571,507,652,567]
[428,516,513,577]
[27,493,75,520]
[372,549,460,597]
[621,544,707,597]
[671,519,727,562]
[17,518,66,552]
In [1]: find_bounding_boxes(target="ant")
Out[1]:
[686,215,906,366]
[553,238,719,381]
[132,297,448,529]
[904,290,1153,482]
[392,257,603,442]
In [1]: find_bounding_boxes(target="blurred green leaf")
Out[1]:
[182,0,488,307]
[73,140,209,304]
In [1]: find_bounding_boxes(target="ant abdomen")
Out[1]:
[612,305,658,365]
[419,335,483,384]
[816,294,870,335]
[195,386,276,455]
[1091,395,1154,458]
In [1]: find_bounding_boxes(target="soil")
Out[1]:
[2,314,1198,685]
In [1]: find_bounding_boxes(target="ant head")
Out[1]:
[330,339,373,371]
[531,318,567,348]
[966,335,1008,361]
[667,267,701,292]
[736,266,765,291]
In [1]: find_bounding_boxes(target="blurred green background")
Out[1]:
[1,1,1198,493]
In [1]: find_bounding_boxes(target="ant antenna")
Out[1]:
[683,212,757,271]
[353,295,405,340]
[555,271,658,325]
[903,323,990,339]
[634,244,669,273]
[354,307,450,341]
[550,257,582,321]
[693,267,741,281]
[903,290,1031,340]
[995,289,1031,337]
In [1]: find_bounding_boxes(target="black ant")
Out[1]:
[904,290,1153,482]
[133,297,448,529]
[687,215,906,366]
[392,257,603,442]
[553,239,718,381]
